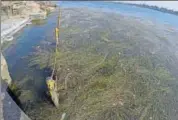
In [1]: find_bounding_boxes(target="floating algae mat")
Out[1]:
[5,7,178,120]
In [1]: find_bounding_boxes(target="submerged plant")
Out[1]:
[26,8,178,120]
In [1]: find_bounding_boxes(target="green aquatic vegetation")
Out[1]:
[29,38,177,120]
[28,40,177,120]
[62,27,82,34]
[154,67,175,81]
[25,8,178,120]
[46,9,51,16]
[31,19,46,25]
[31,43,176,119]
[100,31,110,43]
[1,41,14,51]
[9,82,22,97]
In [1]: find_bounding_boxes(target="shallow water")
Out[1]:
[4,2,178,101]
[4,13,59,102]
[3,2,178,119]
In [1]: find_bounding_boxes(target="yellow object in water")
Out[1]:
[46,78,55,91]
[55,28,59,38]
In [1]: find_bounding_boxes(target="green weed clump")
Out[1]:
[31,19,46,25]
[27,9,178,120]
[29,39,177,120]
[9,83,21,97]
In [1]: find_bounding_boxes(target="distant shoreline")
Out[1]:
[115,2,178,16]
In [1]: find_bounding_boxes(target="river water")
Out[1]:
[3,1,178,114]
[4,12,59,102]
[59,1,178,28]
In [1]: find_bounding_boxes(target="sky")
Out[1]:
[117,1,178,11]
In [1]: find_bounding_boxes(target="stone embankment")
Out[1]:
[1,54,31,120]
[1,1,56,43]
[1,18,30,44]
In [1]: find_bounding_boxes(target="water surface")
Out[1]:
[59,1,178,28]
[4,1,178,110]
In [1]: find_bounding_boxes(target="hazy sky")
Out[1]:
[118,1,178,11]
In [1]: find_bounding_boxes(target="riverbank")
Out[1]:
[1,17,30,44]
[117,2,178,16]
[1,54,31,120]
[118,1,178,11]
[1,1,57,44]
